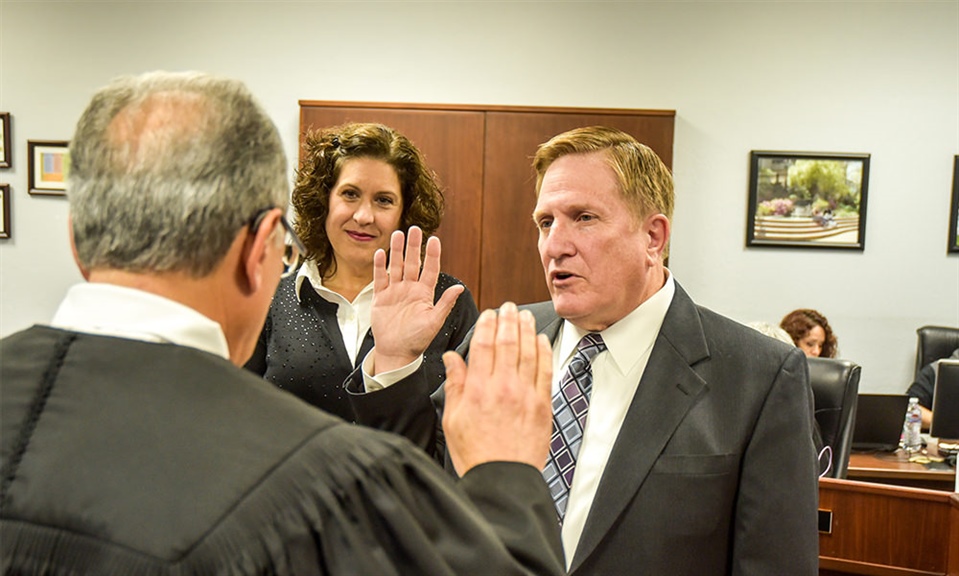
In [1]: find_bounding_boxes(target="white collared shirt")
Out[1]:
[557,272,675,566]
[50,283,230,360]
[296,260,373,365]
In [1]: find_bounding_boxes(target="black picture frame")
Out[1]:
[746,151,870,251]
[949,155,959,254]
[27,140,69,196]
[0,183,10,239]
[0,113,10,169]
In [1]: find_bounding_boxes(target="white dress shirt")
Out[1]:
[50,283,230,359]
[296,260,373,365]
[556,272,674,566]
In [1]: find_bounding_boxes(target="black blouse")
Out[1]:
[245,271,479,421]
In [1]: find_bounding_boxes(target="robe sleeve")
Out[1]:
[262,423,564,576]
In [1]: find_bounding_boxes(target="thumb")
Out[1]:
[434,284,464,319]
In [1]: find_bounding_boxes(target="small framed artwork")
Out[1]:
[27,140,70,196]
[746,151,870,251]
[0,113,10,169]
[949,155,959,254]
[0,184,10,239]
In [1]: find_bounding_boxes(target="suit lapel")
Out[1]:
[569,284,711,572]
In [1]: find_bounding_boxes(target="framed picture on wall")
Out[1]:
[746,151,870,251]
[27,140,70,196]
[0,113,11,169]
[949,155,959,254]
[0,184,10,239]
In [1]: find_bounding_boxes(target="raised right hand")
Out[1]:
[370,226,463,375]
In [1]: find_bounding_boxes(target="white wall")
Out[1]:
[1,1,957,393]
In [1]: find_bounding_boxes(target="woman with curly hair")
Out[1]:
[780,308,839,358]
[245,123,478,421]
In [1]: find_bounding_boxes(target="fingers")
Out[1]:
[403,226,423,281]
[467,309,497,378]
[419,235,442,289]
[372,248,388,292]
[386,226,428,284]
[494,302,520,373]
[517,309,538,391]
[387,229,406,282]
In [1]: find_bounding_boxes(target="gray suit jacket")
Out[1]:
[349,282,820,575]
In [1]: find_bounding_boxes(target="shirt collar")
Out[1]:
[50,283,231,360]
[558,271,675,374]
[295,259,373,304]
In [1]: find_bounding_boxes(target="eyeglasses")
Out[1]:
[249,208,306,277]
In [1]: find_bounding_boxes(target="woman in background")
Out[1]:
[780,308,838,358]
[246,123,479,421]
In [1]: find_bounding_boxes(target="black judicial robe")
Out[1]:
[0,326,563,575]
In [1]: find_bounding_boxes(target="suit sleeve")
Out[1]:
[458,462,565,576]
[346,366,445,462]
[346,319,475,466]
[298,426,564,575]
[731,347,819,575]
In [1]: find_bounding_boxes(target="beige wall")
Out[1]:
[1,1,956,393]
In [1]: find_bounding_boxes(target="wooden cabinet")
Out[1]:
[299,101,675,310]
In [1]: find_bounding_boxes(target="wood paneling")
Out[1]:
[299,101,675,309]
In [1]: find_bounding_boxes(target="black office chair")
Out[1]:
[807,357,861,479]
[915,325,959,380]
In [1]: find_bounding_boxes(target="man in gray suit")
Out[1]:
[350,126,820,575]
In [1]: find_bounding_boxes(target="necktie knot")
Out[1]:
[576,332,606,362]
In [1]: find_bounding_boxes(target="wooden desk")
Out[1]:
[818,478,959,576]
[848,449,956,491]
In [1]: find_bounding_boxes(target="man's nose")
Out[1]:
[540,221,574,259]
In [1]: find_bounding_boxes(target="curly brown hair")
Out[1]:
[780,308,838,358]
[291,123,444,279]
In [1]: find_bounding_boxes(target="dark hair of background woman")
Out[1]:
[780,308,838,359]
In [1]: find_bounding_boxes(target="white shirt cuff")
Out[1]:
[361,348,424,392]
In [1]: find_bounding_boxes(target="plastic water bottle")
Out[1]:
[902,397,923,453]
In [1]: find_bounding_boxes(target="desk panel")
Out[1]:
[818,478,959,575]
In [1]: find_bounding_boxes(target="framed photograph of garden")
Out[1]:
[949,155,959,254]
[746,151,870,250]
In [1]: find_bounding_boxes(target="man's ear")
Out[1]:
[645,213,671,261]
[67,216,91,281]
[241,209,282,295]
